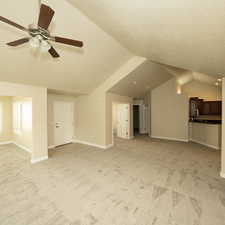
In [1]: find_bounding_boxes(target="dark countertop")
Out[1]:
[190,118,221,124]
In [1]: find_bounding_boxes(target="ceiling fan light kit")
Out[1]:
[29,35,51,52]
[29,36,41,48]
[40,40,51,52]
[0,4,84,58]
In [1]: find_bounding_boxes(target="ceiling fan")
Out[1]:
[0,3,84,58]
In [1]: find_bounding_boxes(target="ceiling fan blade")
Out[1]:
[0,16,27,31]
[48,46,60,58]
[7,38,29,46]
[53,36,83,48]
[38,4,55,30]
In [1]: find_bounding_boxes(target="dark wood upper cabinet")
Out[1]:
[202,102,210,115]
[189,97,222,116]
[201,101,222,115]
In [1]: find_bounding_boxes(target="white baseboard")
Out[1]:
[118,136,134,140]
[0,141,13,145]
[190,139,220,150]
[48,145,56,149]
[151,135,189,142]
[31,156,48,164]
[13,142,32,153]
[220,172,225,179]
[73,139,112,150]
[105,144,114,149]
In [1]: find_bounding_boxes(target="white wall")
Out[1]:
[144,92,151,135]
[189,122,221,150]
[182,80,222,101]
[75,56,146,148]
[47,93,76,147]
[0,97,12,143]
[0,82,48,163]
[112,103,118,135]
[221,78,225,177]
[151,78,189,141]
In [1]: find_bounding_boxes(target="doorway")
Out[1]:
[0,96,32,153]
[133,102,149,136]
[133,105,140,135]
[112,103,130,139]
[54,101,74,147]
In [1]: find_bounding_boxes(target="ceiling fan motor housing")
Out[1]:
[29,27,51,40]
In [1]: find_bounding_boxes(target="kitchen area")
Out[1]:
[189,97,222,149]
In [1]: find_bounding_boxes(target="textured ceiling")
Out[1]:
[0,0,131,94]
[109,60,172,98]
[69,0,225,76]
[164,64,222,86]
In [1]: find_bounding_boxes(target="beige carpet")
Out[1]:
[0,136,225,225]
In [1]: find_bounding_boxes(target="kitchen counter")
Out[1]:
[190,115,222,124]
[189,122,221,150]
[191,119,221,124]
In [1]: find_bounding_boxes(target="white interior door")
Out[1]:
[117,104,130,139]
[54,101,74,146]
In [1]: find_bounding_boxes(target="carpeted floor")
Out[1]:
[0,136,225,225]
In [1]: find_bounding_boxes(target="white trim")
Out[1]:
[13,142,32,153]
[0,141,13,145]
[0,140,32,155]
[105,144,114,149]
[220,172,225,179]
[48,145,56,149]
[31,156,48,164]
[151,135,189,142]
[73,139,112,150]
[189,138,220,150]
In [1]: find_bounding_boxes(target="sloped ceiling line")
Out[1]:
[68,0,225,76]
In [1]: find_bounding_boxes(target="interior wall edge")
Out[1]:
[31,156,48,164]
[73,139,114,150]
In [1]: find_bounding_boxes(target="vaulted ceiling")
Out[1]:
[69,0,225,76]
[109,60,172,98]
[0,0,224,97]
[0,0,131,95]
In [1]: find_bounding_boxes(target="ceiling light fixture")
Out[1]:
[29,36,41,48]
[217,78,222,82]
[215,82,219,86]
[29,35,51,52]
[177,86,182,95]
[40,40,51,52]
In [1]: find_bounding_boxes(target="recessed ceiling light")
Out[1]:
[215,82,219,86]
[217,78,222,82]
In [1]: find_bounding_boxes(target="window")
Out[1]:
[0,103,2,133]
[13,102,22,134]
